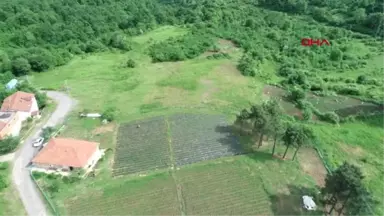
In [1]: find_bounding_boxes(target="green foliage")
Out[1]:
[319,111,340,124]
[126,59,136,68]
[237,53,257,77]
[41,127,55,141]
[11,58,30,76]
[302,108,312,121]
[287,87,306,102]
[0,136,20,155]
[149,32,214,62]
[102,107,116,122]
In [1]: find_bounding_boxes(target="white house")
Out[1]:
[31,138,102,172]
[0,91,39,122]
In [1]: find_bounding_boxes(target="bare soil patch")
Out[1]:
[92,123,115,135]
[200,79,218,103]
[338,142,365,157]
[297,148,327,187]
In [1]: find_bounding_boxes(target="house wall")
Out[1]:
[32,163,70,171]
[0,113,21,138]
[30,97,39,116]
[16,97,39,122]
[83,146,102,169]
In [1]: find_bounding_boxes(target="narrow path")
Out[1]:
[12,91,77,216]
[165,117,186,216]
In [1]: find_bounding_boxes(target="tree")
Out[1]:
[288,86,306,102]
[249,104,268,148]
[261,99,283,156]
[281,122,299,159]
[292,126,314,160]
[322,162,365,215]
[11,58,31,76]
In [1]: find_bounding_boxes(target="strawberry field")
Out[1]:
[177,161,273,215]
[169,113,243,166]
[112,116,170,176]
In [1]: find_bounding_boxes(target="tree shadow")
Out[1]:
[269,184,324,216]
[215,124,245,155]
[215,124,278,163]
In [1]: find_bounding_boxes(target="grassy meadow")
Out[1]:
[30,26,384,215]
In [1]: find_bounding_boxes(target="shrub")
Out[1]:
[0,136,20,155]
[237,53,257,77]
[0,174,8,192]
[320,111,340,124]
[102,107,116,122]
[356,75,367,84]
[288,87,306,102]
[303,108,313,121]
[62,175,80,184]
[11,57,31,76]
[126,59,136,68]
[32,171,45,180]
[41,127,55,140]
[336,87,361,96]
[47,181,59,193]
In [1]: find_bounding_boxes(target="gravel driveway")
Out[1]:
[12,91,77,216]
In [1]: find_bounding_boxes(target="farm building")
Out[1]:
[0,111,22,139]
[5,79,18,90]
[0,91,39,121]
[31,138,102,172]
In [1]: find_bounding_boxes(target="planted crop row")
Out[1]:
[169,114,243,166]
[177,162,273,215]
[67,182,180,215]
[112,117,170,176]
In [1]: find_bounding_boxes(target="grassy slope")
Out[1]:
[0,163,26,216]
[30,26,383,215]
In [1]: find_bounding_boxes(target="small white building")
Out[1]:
[0,91,39,122]
[31,138,102,172]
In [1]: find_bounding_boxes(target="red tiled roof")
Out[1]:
[32,138,99,168]
[0,91,35,112]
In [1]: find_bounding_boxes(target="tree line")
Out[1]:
[234,100,376,215]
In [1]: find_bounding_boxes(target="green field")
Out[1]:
[0,163,25,216]
[30,25,384,215]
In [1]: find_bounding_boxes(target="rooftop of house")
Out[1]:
[32,138,99,168]
[0,91,36,112]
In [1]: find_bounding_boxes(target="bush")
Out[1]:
[47,181,59,193]
[32,171,45,180]
[62,175,80,184]
[0,174,8,192]
[126,59,136,68]
[320,111,340,124]
[102,107,116,122]
[0,136,20,155]
[41,127,55,140]
[303,108,313,121]
[288,87,306,102]
[11,58,31,76]
[237,53,257,77]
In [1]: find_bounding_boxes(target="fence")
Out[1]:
[29,170,60,216]
[314,146,375,215]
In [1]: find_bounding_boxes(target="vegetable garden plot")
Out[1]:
[112,116,170,176]
[169,114,243,166]
[66,174,180,215]
[177,162,273,215]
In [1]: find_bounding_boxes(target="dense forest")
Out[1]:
[0,0,382,102]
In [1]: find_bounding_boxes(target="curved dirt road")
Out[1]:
[12,91,76,216]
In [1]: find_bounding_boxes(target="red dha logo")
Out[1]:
[301,38,330,46]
